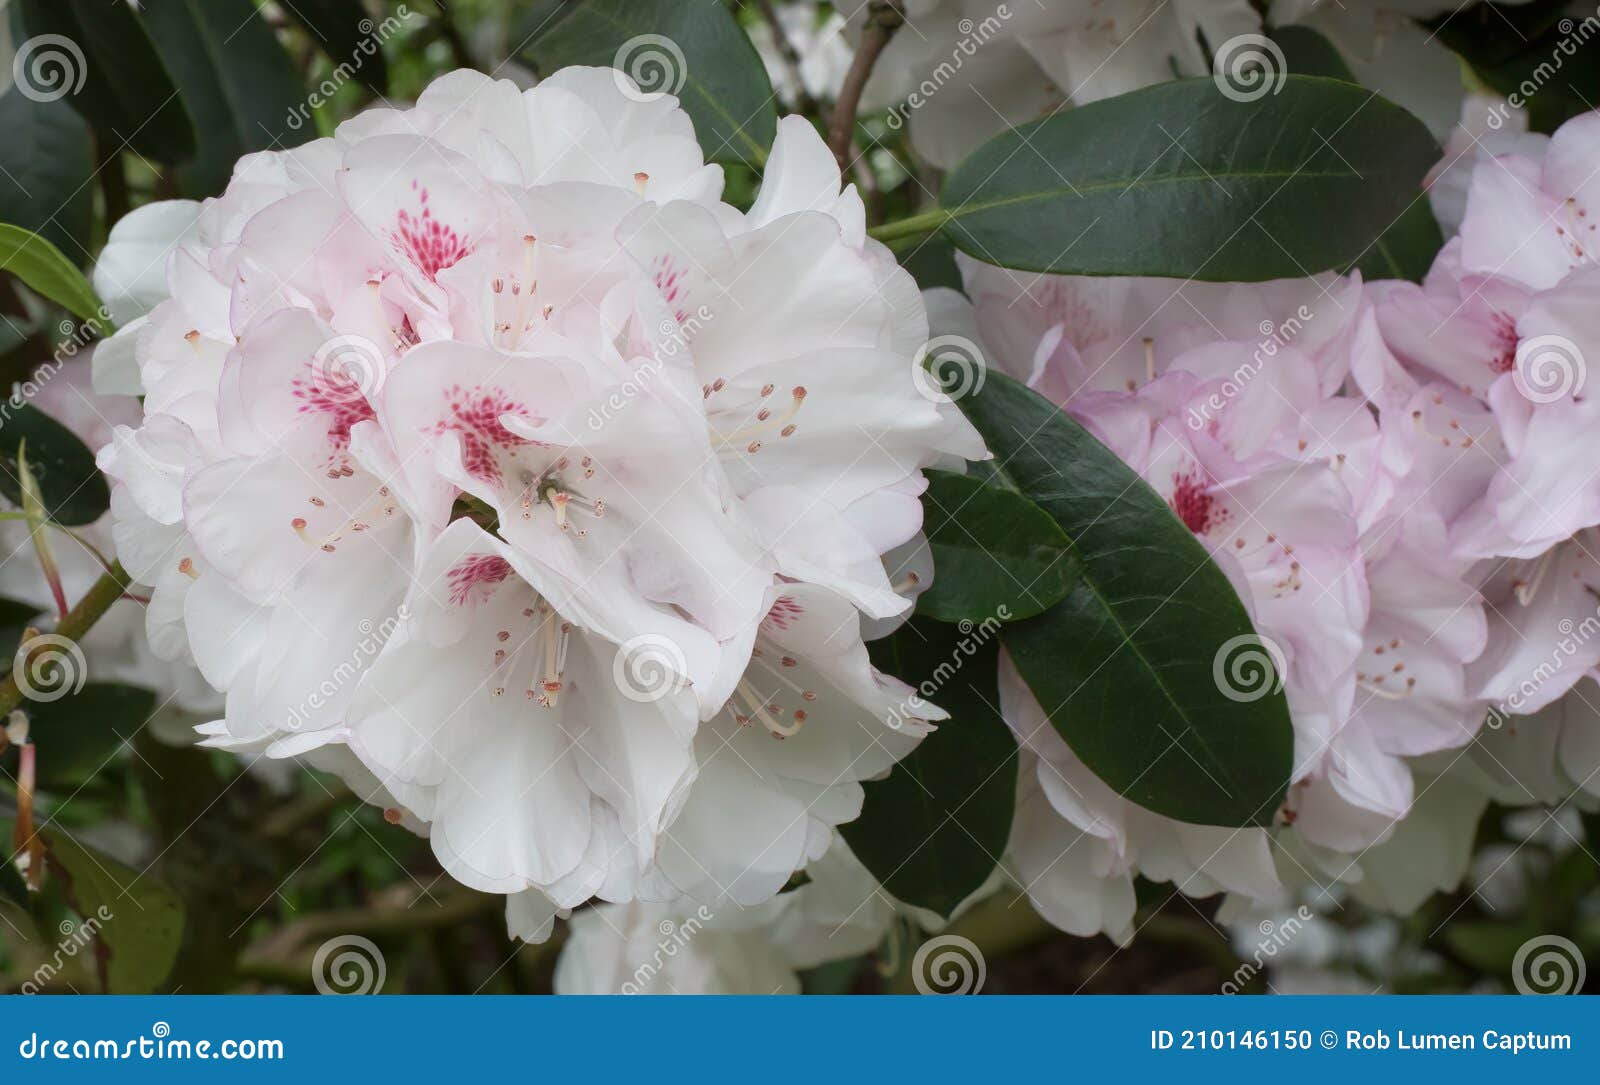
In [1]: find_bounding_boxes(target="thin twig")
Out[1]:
[0,563,132,716]
[828,1,906,172]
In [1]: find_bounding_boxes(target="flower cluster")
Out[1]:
[930,103,1600,940]
[91,68,981,931]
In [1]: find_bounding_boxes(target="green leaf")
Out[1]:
[0,402,111,526]
[1271,26,1357,83]
[1442,919,1539,976]
[279,0,390,95]
[42,828,184,993]
[140,0,317,198]
[17,0,198,164]
[928,77,1439,281]
[1426,0,1600,134]
[27,684,157,790]
[918,470,1077,623]
[0,85,94,260]
[841,618,1017,917]
[0,224,107,328]
[1349,197,1444,283]
[899,235,963,292]
[961,372,1294,827]
[525,0,778,167]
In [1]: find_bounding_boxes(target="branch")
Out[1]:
[756,0,819,118]
[0,563,132,716]
[828,0,906,172]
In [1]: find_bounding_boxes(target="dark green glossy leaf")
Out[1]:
[17,0,197,164]
[0,595,42,671]
[27,684,156,789]
[932,77,1438,281]
[42,828,184,993]
[899,234,963,292]
[0,86,94,260]
[1426,0,1600,134]
[525,0,778,166]
[280,0,390,95]
[918,469,1076,623]
[961,372,1293,827]
[841,618,1016,917]
[1271,25,1357,83]
[0,224,106,328]
[1349,197,1444,283]
[0,402,111,525]
[140,0,315,198]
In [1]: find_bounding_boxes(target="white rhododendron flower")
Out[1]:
[554,841,896,994]
[92,68,982,914]
[0,365,219,717]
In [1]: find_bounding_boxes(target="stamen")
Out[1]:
[733,680,801,739]
[1513,548,1557,606]
[712,387,807,451]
